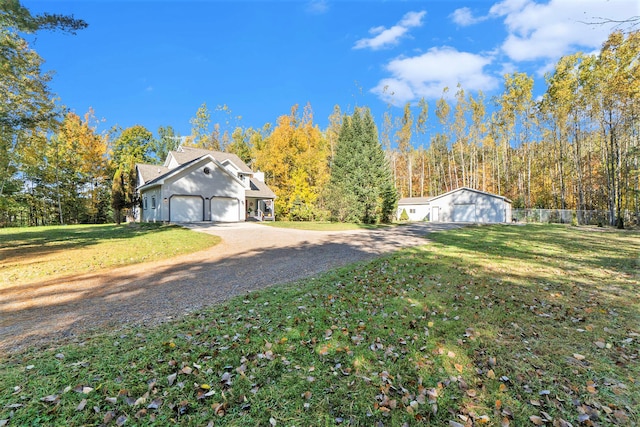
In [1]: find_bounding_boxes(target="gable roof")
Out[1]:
[398,197,433,205]
[246,177,276,198]
[137,154,243,191]
[167,146,252,173]
[429,187,512,203]
[136,163,170,185]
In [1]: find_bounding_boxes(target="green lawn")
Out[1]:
[0,223,221,287]
[260,220,398,231]
[0,225,638,426]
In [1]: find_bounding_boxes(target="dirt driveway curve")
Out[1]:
[1,222,462,354]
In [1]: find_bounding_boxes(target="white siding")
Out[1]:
[211,197,240,222]
[397,204,431,221]
[430,188,510,223]
[452,203,476,222]
[163,160,245,222]
[141,188,163,222]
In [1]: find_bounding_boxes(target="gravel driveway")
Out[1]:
[0,222,461,354]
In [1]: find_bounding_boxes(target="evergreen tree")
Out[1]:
[111,168,125,225]
[328,107,397,223]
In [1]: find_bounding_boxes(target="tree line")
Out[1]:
[1,0,638,227]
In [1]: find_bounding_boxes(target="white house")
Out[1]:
[135,147,276,223]
[397,187,512,223]
[397,197,432,221]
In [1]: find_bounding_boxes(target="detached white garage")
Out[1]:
[430,187,512,223]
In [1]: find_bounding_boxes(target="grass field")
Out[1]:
[260,221,397,231]
[0,224,638,426]
[0,223,221,287]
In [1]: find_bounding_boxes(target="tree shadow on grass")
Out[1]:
[0,222,459,354]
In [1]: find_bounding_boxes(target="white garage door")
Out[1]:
[170,196,203,222]
[211,197,239,222]
[452,203,476,222]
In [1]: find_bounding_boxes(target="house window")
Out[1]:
[203,167,211,175]
[410,209,416,214]
[151,196,156,209]
[144,197,148,210]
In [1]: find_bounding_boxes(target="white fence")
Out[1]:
[511,209,637,226]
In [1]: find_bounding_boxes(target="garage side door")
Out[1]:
[170,196,203,222]
[211,197,239,222]
[452,203,476,222]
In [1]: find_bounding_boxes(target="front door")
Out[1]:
[431,206,440,222]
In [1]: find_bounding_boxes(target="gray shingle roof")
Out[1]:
[398,197,433,205]
[137,163,170,184]
[246,177,276,199]
[169,147,252,173]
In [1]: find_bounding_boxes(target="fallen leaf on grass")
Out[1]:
[73,385,94,394]
[530,415,545,425]
[40,394,59,404]
[76,399,87,411]
[476,415,490,423]
[167,373,177,386]
[220,372,232,387]
[147,399,162,410]
[613,409,629,423]
[103,411,116,424]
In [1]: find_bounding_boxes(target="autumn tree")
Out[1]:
[49,111,109,224]
[589,31,639,227]
[253,104,329,220]
[188,102,220,150]
[0,0,86,224]
[151,125,180,162]
[225,127,253,165]
[395,102,414,197]
[110,125,152,222]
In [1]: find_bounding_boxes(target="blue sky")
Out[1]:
[23,0,638,140]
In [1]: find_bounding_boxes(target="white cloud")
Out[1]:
[371,47,498,105]
[450,7,487,26]
[354,10,426,50]
[306,0,329,15]
[490,0,637,62]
